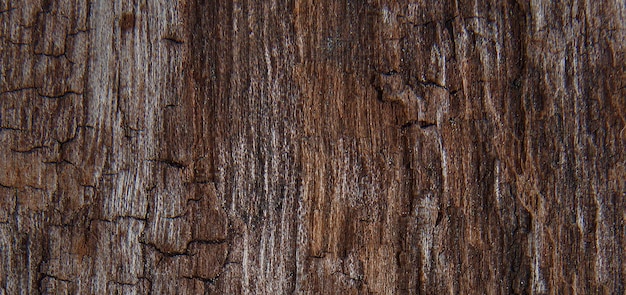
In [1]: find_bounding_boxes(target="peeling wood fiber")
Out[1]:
[1,0,625,294]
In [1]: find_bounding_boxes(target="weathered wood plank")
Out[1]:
[1,0,624,294]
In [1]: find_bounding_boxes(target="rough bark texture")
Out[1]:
[1,0,625,294]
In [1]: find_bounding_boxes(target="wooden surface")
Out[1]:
[1,0,625,294]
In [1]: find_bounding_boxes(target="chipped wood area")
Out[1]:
[1,0,625,294]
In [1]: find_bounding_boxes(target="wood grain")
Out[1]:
[1,0,624,294]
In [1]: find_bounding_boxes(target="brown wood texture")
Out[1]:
[1,0,625,294]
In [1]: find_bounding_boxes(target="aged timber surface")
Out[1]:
[0,0,625,294]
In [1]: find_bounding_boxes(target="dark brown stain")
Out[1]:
[120,12,135,32]
[41,0,53,13]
